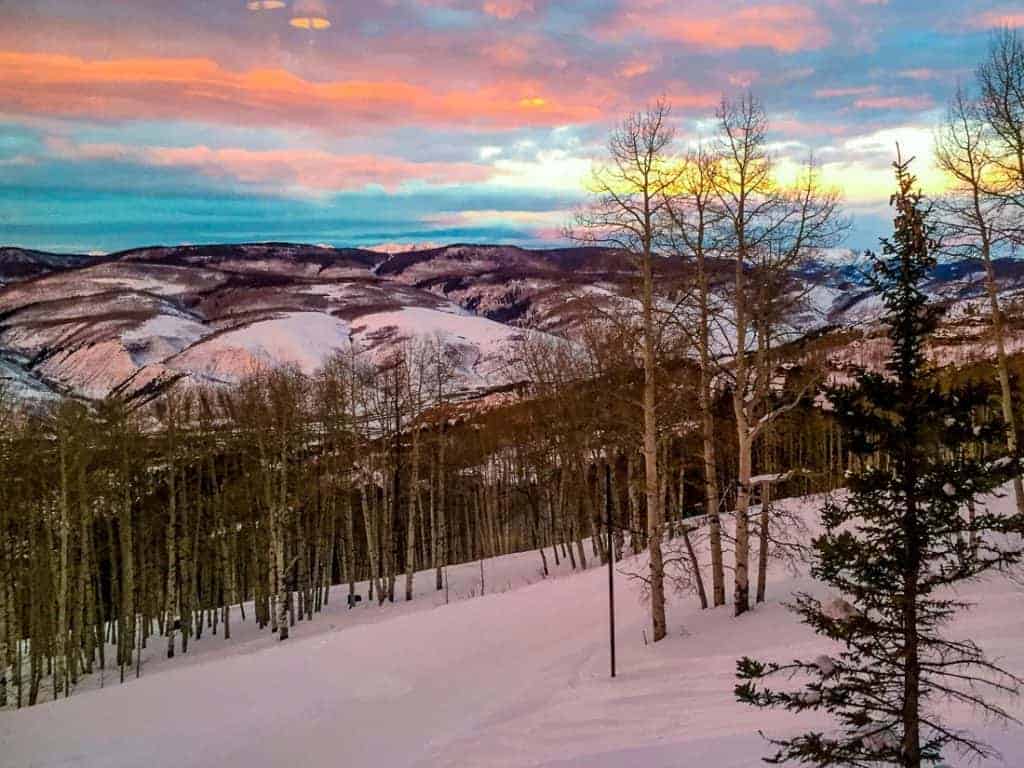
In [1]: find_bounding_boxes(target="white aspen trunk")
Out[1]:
[360,481,379,602]
[732,219,753,616]
[734,425,752,616]
[267,513,278,633]
[658,440,669,536]
[756,480,771,604]
[383,471,395,604]
[275,429,290,642]
[429,446,438,588]
[272,507,289,641]
[641,239,667,642]
[677,464,686,538]
[56,436,70,696]
[344,487,356,598]
[556,469,575,569]
[626,455,642,554]
[435,433,447,591]
[575,485,588,572]
[611,458,625,560]
[405,431,420,601]
[215,454,234,638]
[165,463,178,659]
[78,470,95,676]
[322,499,335,608]
[491,480,502,557]
[698,253,725,607]
[118,477,135,666]
[544,487,560,566]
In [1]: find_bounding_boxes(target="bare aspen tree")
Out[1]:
[404,340,430,601]
[157,391,186,659]
[936,84,1024,513]
[978,28,1024,214]
[713,94,769,616]
[573,101,682,642]
[712,94,844,615]
[665,146,728,607]
[98,399,139,669]
[429,335,456,591]
[53,404,76,696]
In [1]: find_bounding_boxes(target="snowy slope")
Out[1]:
[0,245,554,400]
[2,488,1022,768]
[353,306,528,388]
[169,312,354,383]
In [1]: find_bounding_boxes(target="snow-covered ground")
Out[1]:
[2,491,1023,767]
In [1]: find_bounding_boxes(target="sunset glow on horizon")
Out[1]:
[0,1,1019,253]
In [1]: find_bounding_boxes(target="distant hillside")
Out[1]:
[1,242,1022,403]
[0,247,97,286]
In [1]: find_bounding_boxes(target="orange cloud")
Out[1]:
[608,3,830,52]
[52,141,494,192]
[0,51,600,131]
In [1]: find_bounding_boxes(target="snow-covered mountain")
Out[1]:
[0,244,555,401]
[1,242,1023,403]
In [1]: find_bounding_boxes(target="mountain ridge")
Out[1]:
[1,242,1022,404]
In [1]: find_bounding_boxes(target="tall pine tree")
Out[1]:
[736,156,1024,767]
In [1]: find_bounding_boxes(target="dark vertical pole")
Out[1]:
[606,463,616,678]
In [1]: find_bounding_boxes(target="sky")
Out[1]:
[0,0,1020,254]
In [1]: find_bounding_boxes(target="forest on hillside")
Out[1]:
[0,310,851,708]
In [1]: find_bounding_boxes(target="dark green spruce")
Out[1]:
[736,156,1024,767]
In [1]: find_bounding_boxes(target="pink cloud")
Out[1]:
[897,69,939,81]
[605,3,830,53]
[853,95,933,110]
[0,52,600,132]
[728,70,761,88]
[418,0,536,20]
[661,86,721,110]
[51,140,494,192]
[484,41,532,67]
[815,86,877,98]
[620,61,653,79]
[974,10,1024,29]
[770,117,851,138]
[482,0,535,19]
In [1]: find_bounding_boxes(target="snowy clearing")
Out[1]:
[2,490,1023,768]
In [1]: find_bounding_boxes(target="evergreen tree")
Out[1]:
[736,157,1024,767]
